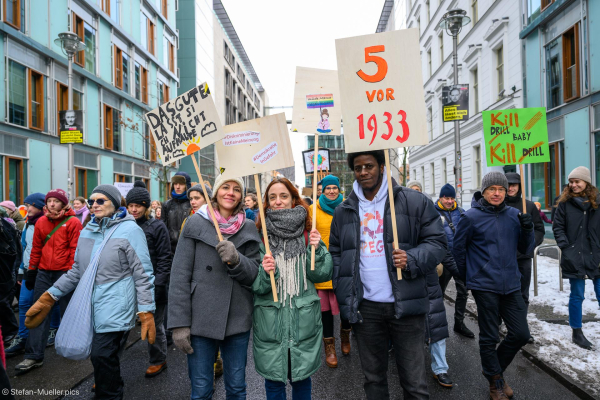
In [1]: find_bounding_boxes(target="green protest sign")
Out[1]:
[483,107,550,167]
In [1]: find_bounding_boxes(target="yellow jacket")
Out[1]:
[310,201,334,290]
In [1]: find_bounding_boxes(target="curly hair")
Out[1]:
[256,177,311,232]
[556,182,599,209]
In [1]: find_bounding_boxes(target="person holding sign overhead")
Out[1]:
[329,150,447,400]
[452,172,535,400]
[252,177,332,400]
[168,175,260,400]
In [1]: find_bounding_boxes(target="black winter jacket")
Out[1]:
[506,191,545,259]
[136,216,172,302]
[162,197,191,256]
[552,195,600,280]
[425,266,449,343]
[329,181,447,324]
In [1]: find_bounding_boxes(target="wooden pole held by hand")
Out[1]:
[254,174,278,302]
[385,150,402,280]
[310,135,319,270]
[519,164,526,213]
[191,155,223,242]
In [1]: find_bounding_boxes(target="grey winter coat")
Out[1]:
[167,213,261,340]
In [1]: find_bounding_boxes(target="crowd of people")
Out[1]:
[0,150,598,400]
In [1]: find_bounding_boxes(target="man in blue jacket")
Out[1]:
[453,172,534,400]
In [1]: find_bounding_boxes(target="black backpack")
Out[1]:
[0,219,17,285]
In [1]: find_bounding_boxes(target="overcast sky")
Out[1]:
[221,0,386,187]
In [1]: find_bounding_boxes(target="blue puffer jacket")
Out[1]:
[434,201,463,252]
[452,192,535,295]
[50,208,155,333]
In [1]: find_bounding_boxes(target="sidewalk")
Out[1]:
[445,256,600,399]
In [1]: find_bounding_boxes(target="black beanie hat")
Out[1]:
[126,181,151,208]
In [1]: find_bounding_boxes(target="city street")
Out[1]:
[6,301,579,400]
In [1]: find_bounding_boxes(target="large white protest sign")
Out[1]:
[291,67,342,136]
[335,29,428,153]
[215,113,293,180]
[144,83,223,165]
[114,182,134,198]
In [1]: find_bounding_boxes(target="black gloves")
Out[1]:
[24,268,38,291]
[518,213,534,231]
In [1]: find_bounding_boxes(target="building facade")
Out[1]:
[520,0,600,211]
[378,0,523,206]
[1,0,179,204]
[177,0,268,189]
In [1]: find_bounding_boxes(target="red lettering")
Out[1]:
[395,110,409,143]
[369,241,375,253]
[357,114,365,139]
[368,114,378,145]
[381,112,392,140]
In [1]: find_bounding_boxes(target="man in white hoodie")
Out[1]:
[330,150,447,400]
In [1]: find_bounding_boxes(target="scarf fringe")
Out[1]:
[275,242,308,307]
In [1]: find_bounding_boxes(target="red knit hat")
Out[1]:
[45,188,69,206]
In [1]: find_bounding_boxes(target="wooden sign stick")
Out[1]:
[519,164,526,213]
[385,150,402,280]
[310,134,319,270]
[191,155,223,242]
[254,174,278,302]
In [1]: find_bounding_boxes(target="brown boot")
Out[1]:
[502,378,514,398]
[145,362,167,377]
[323,337,338,368]
[489,375,509,400]
[340,328,351,355]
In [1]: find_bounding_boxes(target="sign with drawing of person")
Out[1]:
[442,84,469,122]
[59,110,84,144]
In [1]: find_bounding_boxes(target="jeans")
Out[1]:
[471,290,530,377]
[429,339,448,375]
[18,283,60,339]
[439,268,469,323]
[264,351,311,400]
[187,330,250,400]
[352,300,428,400]
[90,330,130,400]
[517,259,532,311]
[148,302,167,365]
[568,278,600,329]
[24,270,72,360]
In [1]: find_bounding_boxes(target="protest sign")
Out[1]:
[59,110,84,144]
[302,149,330,174]
[114,182,134,198]
[291,67,342,136]
[442,84,469,122]
[144,83,223,165]
[483,107,549,212]
[335,28,428,154]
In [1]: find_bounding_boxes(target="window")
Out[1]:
[420,166,425,187]
[161,0,168,19]
[3,0,22,31]
[542,0,554,11]
[417,17,421,35]
[496,46,504,95]
[472,68,479,113]
[430,163,435,194]
[164,38,175,72]
[135,62,148,103]
[427,49,432,77]
[439,33,444,64]
[427,106,433,140]
[546,37,562,109]
[471,0,478,25]
[29,70,44,130]
[8,60,26,127]
[4,157,24,205]
[224,42,230,63]
[102,0,119,23]
[441,158,447,185]
[76,168,87,197]
[104,104,121,152]
[115,174,131,183]
[114,46,123,89]
[57,82,82,134]
[72,13,95,73]
[562,24,580,102]
[158,81,170,105]
[426,1,430,24]
[141,14,155,55]
[474,145,482,188]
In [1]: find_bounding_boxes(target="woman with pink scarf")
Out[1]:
[168,175,261,399]
[72,196,90,227]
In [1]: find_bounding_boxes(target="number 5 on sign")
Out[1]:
[336,28,429,153]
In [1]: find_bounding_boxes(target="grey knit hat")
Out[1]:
[568,166,591,184]
[406,180,423,191]
[92,184,122,209]
[188,183,213,200]
[481,171,509,193]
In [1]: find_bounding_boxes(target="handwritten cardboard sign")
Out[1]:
[335,29,428,153]
[302,149,330,174]
[114,182,134,198]
[291,67,342,136]
[215,113,294,180]
[144,83,223,165]
[483,108,550,166]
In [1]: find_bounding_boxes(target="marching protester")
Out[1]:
[126,181,172,377]
[0,206,21,349]
[535,202,553,224]
[505,172,545,317]
[553,166,600,350]
[15,189,82,374]
[309,174,350,368]
[316,182,322,198]
[329,151,447,399]
[72,196,90,227]
[168,175,260,399]
[25,184,156,398]
[244,193,258,222]
[453,172,535,400]
[0,201,25,231]
[435,183,474,339]
[406,180,432,201]
[151,200,162,218]
[253,177,332,399]
[6,194,61,357]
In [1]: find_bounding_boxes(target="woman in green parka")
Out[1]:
[252,177,332,400]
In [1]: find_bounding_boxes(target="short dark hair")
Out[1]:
[347,151,385,171]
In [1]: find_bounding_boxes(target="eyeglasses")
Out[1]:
[485,188,507,194]
[324,186,339,192]
[88,198,110,207]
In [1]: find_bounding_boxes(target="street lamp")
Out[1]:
[439,9,470,207]
[54,32,86,201]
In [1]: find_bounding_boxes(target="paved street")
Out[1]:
[5,300,580,399]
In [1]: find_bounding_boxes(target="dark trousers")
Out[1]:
[439,268,469,323]
[0,357,15,400]
[91,330,130,400]
[321,311,351,338]
[264,350,311,400]
[352,300,428,400]
[25,270,72,360]
[0,280,18,339]
[517,258,532,310]
[471,290,530,377]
